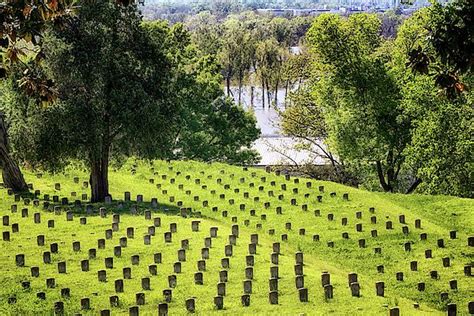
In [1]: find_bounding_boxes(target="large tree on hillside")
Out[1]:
[3,2,260,202]
[5,1,176,202]
[306,14,413,193]
[0,0,142,193]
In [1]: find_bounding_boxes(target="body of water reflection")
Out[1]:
[229,86,325,166]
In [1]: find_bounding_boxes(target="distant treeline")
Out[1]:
[142,0,401,21]
[180,10,403,108]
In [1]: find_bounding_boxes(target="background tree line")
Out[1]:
[143,0,405,21]
[186,10,314,108]
[184,9,403,108]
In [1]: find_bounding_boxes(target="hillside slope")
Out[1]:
[0,160,472,315]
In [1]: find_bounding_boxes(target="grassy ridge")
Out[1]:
[0,159,472,315]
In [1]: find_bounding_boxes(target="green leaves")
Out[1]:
[305,13,411,192]
[401,0,473,98]
[406,46,430,74]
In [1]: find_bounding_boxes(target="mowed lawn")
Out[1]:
[0,159,472,315]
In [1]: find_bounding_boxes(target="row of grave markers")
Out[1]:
[2,165,473,315]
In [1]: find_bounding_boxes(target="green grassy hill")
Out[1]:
[1,160,473,315]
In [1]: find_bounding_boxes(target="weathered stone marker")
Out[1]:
[324,284,333,299]
[389,307,400,316]
[168,275,177,288]
[269,277,278,291]
[158,303,168,316]
[396,272,404,281]
[81,260,89,272]
[186,298,195,313]
[46,278,55,288]
[447,303,457,316]
[375,281,384,296]
[194,272,203,285]
[245,267,254,280]
[296,275,304,289]
[115,279,124,293]
[109,295,119,307]
[105,257,113,269]
[241,294,251,307]
[299,288,309,302]
[321,272,330,287]
[269,291,278,304]
[350,282,360,297]
[142,277,151,290]
[123,267,132,279]
[16,254,25,267]
[214,296,224,310]
[54,301,64,315]
[418,282,425,291]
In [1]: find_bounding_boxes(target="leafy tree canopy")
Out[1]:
[1,0,260,202]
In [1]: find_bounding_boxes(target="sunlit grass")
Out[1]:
[0,159,472,315]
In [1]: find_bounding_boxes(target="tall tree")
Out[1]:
[255,38,281,108]
[307,13,413,192]
[393,8,473,197]
[185,11,221,56]
[6,1,176,202]
[4,5,260,202]
[144,21,261,164]
[0,0,141,193]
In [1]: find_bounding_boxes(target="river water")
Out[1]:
[229,86,327,166]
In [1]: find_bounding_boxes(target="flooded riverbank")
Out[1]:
[229,86,326,166]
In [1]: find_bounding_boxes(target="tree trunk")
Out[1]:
[274,79,279,106]
[386,150,395,190]
[226,75,231,97]
[89,148,109,203]
[0,113,28,192]
[266,80,271,107]
[406,178,422,194]
[261,80,265,108]
[250,86,255,108]
[376,160,393,192]
[238,74,242,105]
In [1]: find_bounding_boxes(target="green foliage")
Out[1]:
[393,10,474,197]
[282,9,473,197]
[283,8,474,197]
[405,0,473,98]
[1,1,260,201]
[306,13,411,193]
[17,2,175,168]
[185,11,312,106]
[143,21,261,164]
[428,0,473,74]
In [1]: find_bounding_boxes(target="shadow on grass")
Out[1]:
[36,196,206,219]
